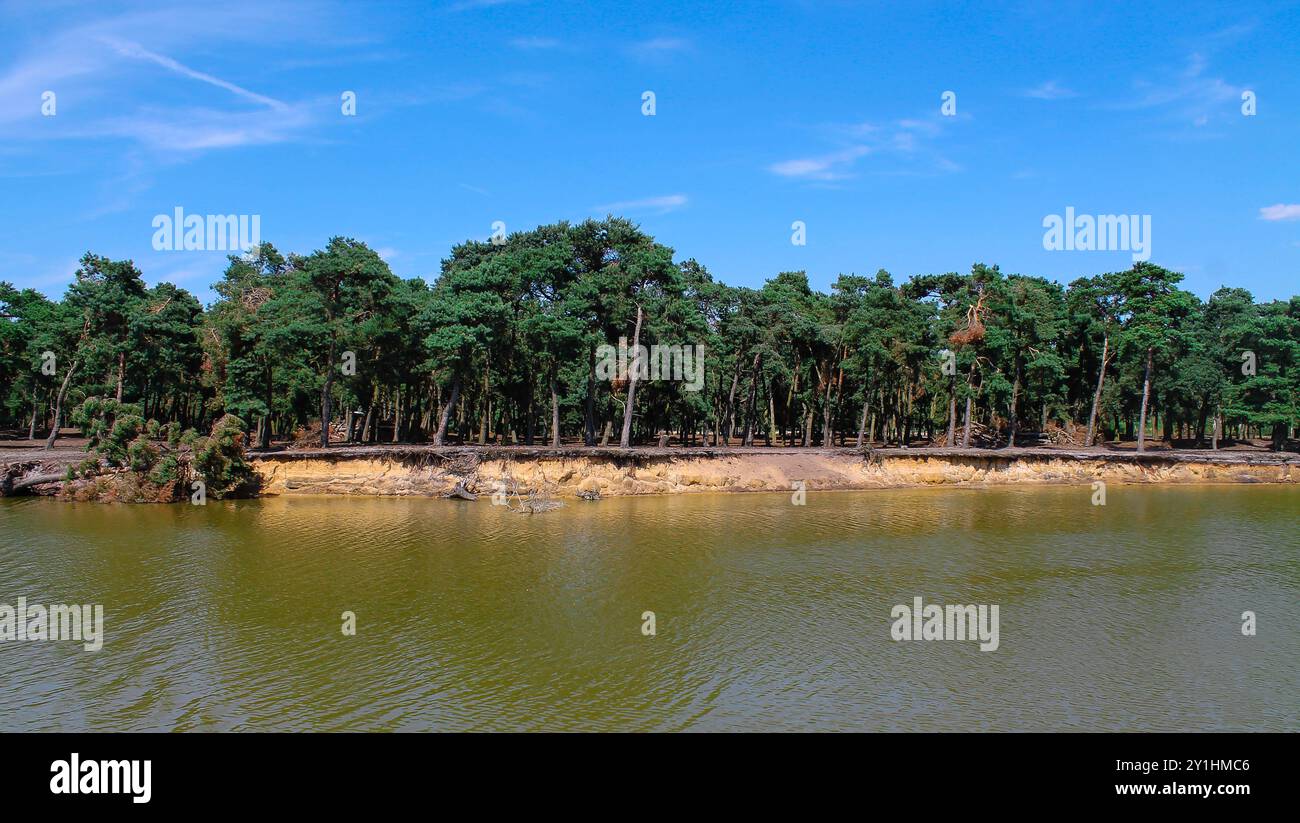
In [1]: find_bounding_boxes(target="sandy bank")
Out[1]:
[246,446,1300,499]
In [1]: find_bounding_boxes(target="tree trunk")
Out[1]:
[785,354,800,446]
[722,355,741,446]
[1085,332,1109,447]
[320,382,333,447]
[902,381,914,446]
[44,359,79,450]
[856,391,870,448]
[115,350,125,403]
[1006,360,1021,448]
[478,358,490,445]
[27,387,39,440]
[1193,400,1209,448]
[742,352,762,446]
[550,379,561,448]
[525,381,536,446]
[619,304,643,448]
[259,365,273,448]
[392,385,402,443]
[1137,346,1153,453]
[946,373,957,446]
[961,366,978,448]
[433,376,461,446]
[766,377,777,446]
[584,348,596,446]
[820,364,834,447]
[361,384,377,443]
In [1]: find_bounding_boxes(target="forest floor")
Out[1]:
[2,431,1298,464]
[236,442,1300,466]
[6,434,1298,499]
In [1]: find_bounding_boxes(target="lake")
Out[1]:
[2,484,1296,731]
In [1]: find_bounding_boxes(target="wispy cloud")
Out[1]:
[628,37,692,59]
[0,3,351,221]
[81,104,316,152]
[509,36,561,50]
[0,7,317,146]
[769,147,870,181]
[1116,53,1245,128]
[446,0,526,11]
[1259,204,1300,222]
[102,38,289,110]
[0,4,308,125]
[1185,22,1256,52]
[593,194,688,215]
[769,114,961,182]
[1023,80,1077,100]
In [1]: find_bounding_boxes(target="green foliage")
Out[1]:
[126,437,160,473]
[4,231,1298,463]
[73,397,145,466]
[149,453,182,486]
[192,414,257,497]
[66,400,256,500]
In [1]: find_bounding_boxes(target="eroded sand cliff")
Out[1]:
[250,447,1299,499]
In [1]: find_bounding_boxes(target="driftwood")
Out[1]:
[1,454,97,497]
[444,479,477,500]
[2,472,65,495]
[489,475,564,514]
[1042,421,1084,447]
[935,420,1003,448]
[512,498,562,514]
[11,472,66,489]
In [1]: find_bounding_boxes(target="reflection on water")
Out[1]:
[1,484,1297,731]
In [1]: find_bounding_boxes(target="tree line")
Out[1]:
[2,217,1298,453]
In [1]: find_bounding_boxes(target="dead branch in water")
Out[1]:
[444,479,477,500]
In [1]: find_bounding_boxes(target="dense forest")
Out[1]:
[2,217,1298,454]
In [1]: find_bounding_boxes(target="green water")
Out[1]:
[1,485,1297,732]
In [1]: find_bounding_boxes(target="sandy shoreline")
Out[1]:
[246,446,1300,499]
[5,444,1298,500]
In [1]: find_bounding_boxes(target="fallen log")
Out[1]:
[4,472,66,494]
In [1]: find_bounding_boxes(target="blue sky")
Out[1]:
[1,0,1298,303]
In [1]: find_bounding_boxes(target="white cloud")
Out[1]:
[629,37,691,59]
[1258,204,1300,221]
[509,36,561,50]
[1118,53,1244,128]
[101,38,288,110]
[1023,80,1077,100]
[77,103,315,152]
[593,194,688,214]
[768,147,870,181]
[770,110,965,182]
[0,4,307,126]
